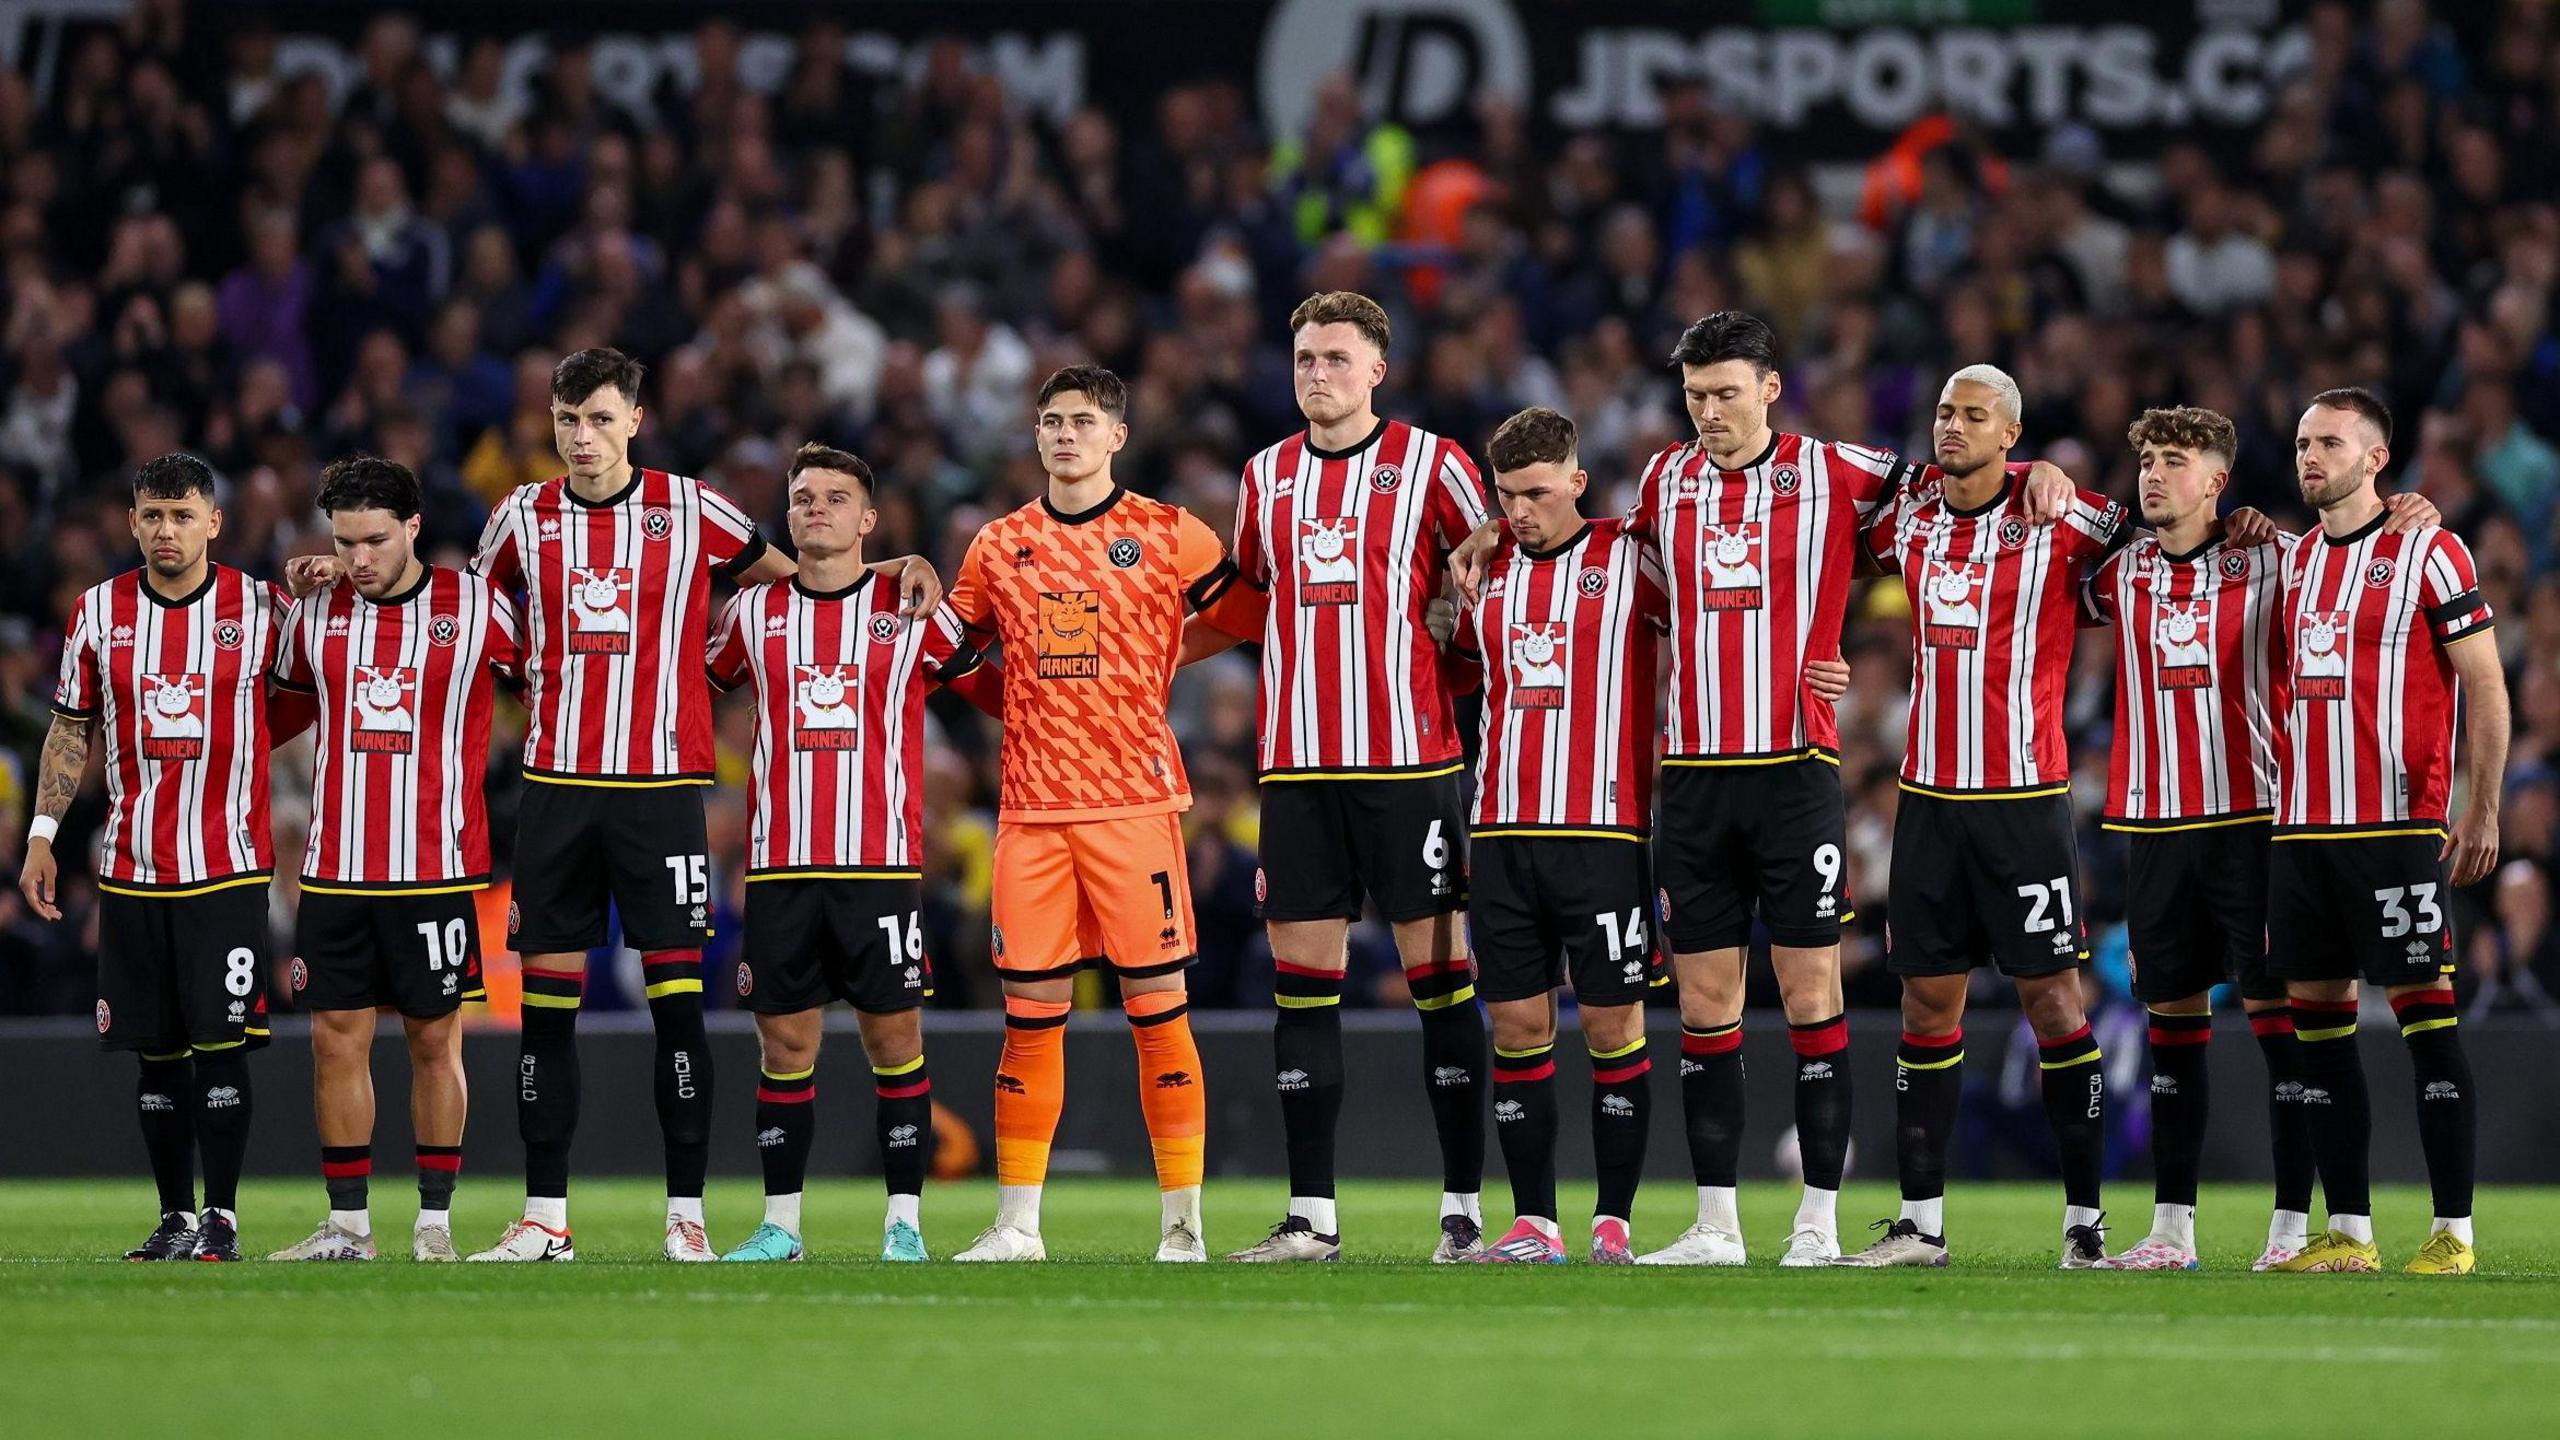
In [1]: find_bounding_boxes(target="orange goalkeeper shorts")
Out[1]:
[990,812,1198,981]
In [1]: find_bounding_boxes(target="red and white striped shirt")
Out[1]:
[472,467,765,783]
[273,567,522,890]
[1233,419,1487,778]
[1630,432,1912,764]
[2083,533,2286,829]
[708,576,977,877]
[1456,519,1667,837]
[52,566,288,892]
[2274,516,2492,835]
[1867,464,2129,795]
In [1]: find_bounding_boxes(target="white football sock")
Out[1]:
[1441,1191,1482,1223]
[666,1196,704,1226]
[2332,1213,2374,1245]
[2432,1215,2474,1245]
[415,1207,449,1233]
[1290,1195,1338,1235]
[2063,1204,2103,1236]
[885,1193,921,1229]
[764,1192,803,1235]
[1696,1185,1740,1232]
[2152,1203,2196,1250]
[1900,1196,1945,1237]
[1162,1185,1201,1230]
[329,1208,371,1238]
[525,1196,568,1229]
[1795,1185,1839,1234]
[996,1183,1043,1234]
[1520,1215,1561,1242]
[2269,1209,2310,1248]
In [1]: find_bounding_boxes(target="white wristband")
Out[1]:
[27,814,59,845]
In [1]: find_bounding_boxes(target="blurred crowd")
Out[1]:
[3,1,2558,1021]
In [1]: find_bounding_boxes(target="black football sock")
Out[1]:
[321,1144,371,1217]
[1490,1043,1558,1223]
[1895,1029,1963,1213]
[754,1066,816,1201]
[2291,998,2373,1220]
[1409,960,1486,1195]
[1788,1014,1852,1192]
[873,1056,932,1199]
[191,1048,253,1215]
[1588,1038,1651,1222]
[2145,1011,2212,1210]
[1273,965,1345,1205]
[136,1052,196,1215]
[416,1145,462,1214]
[2249,1008,2317,1217]
[2037,1024,2106,1212]
[2391,990,2475,1222]
[517,968,583,1200]
[1678,1023,1745,1188]
[643,952,713,1200]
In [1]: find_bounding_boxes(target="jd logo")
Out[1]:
[1258,0,1528,144]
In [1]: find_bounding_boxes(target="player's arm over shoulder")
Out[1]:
[1175,508,1264,642]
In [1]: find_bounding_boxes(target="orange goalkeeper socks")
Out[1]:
[994,996,1070,1188]
[1126,990,1205,1191]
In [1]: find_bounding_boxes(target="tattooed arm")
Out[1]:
[19,712,94,921]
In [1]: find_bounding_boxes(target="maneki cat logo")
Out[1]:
[1297,518,1361,605]
[792,664,861,750]
[138,672,207,759]
[1700,524,1764,610]
[349,666,419,753]
[566,567,634,653]
[1920,561,1986,649]
[2296,609,2350,699]
[1507,623,1568,710]
[2152,602,2212,689]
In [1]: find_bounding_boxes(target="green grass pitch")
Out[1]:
[4,1178,2553,1438]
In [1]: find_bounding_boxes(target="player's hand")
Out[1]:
[2021,460,2075,523]
[2223,508,2278,546]
[2380,491,2441,533]
[1449,521,1502,605]
[890,556,943,618]
[18,840,60,922]
[2443,805,2499,888]
[1425,597,1458,647]
[1805,656,1852,703]
[284,554,345,596]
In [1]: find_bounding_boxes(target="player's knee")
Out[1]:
[310,1014,371,1068]
[1898,981,1964,1036]
[853,1012,920,1072]
[1486,999,1552,1052]
[2018,978,2087,1040]
[1578,1003,1643,1054]
[1266,920,1348,974]
[403,1018,462,1076]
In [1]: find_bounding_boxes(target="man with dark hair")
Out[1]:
[943,367,1262,1262]
[2079,406,2310,1270]
[20,454,302,1261]
[267,455,523,1262]
[290,346,939,1262]
[708,444,996,1263]
[1211,291,1496,1262]
[2267,388,2506,1275]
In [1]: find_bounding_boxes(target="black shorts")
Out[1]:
[292,887,487,1018]
[508,780,713,953]
[96,881,273,1054]
[1888,790,2088,979]
[1257,773,1466,923]
[2266,832,2459,988]
[737,877,933,1015]
[2123,824,2280,1003]
[1468,835,1663,1005]
[1655,758,1852,952]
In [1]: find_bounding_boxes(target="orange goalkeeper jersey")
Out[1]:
[948,485,1262,822]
